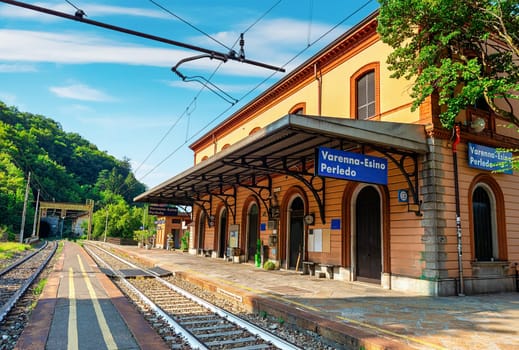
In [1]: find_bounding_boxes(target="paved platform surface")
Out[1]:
[106,243,519,350]
[15,241,168,350]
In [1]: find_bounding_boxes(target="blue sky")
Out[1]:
[0,0,379,189]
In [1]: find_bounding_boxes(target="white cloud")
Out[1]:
[0,17,348,83]
[0,2,168,20]
[0,29,188,66]
[0,63,37,73]
[50,83,114,101]
[0,92,19,107]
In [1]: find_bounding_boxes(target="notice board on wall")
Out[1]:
[308,229,330,252]
[229,224,239,248]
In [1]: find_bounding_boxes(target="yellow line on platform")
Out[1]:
[67,267,78,350]
[77,255,118,349]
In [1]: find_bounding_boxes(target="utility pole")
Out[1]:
[19,171,31,243]
[104,207,109,243]
[31,189,40,237]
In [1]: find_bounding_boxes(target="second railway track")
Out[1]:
[84,242,304,350]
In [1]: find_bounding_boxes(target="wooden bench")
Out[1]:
[302,261,316,276]
[319,264,336,279]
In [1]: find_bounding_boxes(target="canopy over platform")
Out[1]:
[134,115,428,219]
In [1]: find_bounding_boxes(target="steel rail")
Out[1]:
[86,242,303,350]
[83,245,209,350]
[0,240,56,322]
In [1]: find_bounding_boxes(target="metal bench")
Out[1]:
[302,261,316,276]
[319,264,336,279]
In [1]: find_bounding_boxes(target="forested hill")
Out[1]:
[0,101,146,234]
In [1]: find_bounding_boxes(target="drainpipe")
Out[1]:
[314,64,322,116]
[451,124,464,296]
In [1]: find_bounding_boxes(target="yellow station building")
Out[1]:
[135,11,519,296]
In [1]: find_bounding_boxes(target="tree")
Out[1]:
[377,0,519,128]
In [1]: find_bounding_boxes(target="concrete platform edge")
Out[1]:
[109,246,413,350]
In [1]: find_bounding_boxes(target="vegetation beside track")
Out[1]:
[0,242,32,260]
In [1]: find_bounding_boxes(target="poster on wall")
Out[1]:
[229,224,239,248]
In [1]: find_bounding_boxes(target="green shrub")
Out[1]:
[263,260,276,270]
[181,231,190,251]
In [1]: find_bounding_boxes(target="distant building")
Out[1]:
[136,11,519,295]
[154,212,191,249]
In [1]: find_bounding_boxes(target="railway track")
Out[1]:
[0,240,57,349]
[84,242,303,350]
[0,241,56,322]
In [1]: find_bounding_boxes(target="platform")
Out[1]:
[105,242,519,350]
[15,241,169,350]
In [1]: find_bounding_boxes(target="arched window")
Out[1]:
[469,175,507,262]
[350,63,380,120]
[249,127,261,135]
[289,103,306,115]
[356,71,375,119]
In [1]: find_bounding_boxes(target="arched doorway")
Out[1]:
[288,197,304,269]
[472,185,496,261]
[198,212,206,251]
[247,203,259,261]
[355,186,381,282]
[218,208,228,258]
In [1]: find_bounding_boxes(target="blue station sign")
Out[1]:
[148,204,179,216]
[468,143,513,174]
[316,147,388,185]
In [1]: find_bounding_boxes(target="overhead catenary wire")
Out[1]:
[131,0,283,181]
[136,0,376,185]
[147,0,233,52]
[0,0,285,73]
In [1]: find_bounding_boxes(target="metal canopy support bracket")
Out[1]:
[223,155,327,224]
[193,194,213,227]
[236,174,273,216]
[214,178,237,224]
[375,147,422,216]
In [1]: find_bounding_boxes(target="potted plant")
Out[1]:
[133,229,153,248]
[180,231,190,252]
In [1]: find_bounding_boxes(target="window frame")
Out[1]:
[350,62,380,120]
[468,174,507,262]
[289,102,306,115]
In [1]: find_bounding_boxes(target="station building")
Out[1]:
[135,11,519,296]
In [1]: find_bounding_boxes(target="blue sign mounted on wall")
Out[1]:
[316,147,388,185]
[468,143,513,174]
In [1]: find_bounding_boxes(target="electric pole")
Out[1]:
[19,171,31,243]
[31,188,40,237]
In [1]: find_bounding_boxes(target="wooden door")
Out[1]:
[356,186,381,282]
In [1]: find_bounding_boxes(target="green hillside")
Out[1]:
[0,101,147,238]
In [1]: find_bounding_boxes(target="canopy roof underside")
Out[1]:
[134,114,428,206]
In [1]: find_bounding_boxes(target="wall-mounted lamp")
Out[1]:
[208,215,215,227]
[470,116,486,133]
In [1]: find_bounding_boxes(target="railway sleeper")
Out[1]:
[205,336,258,347]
